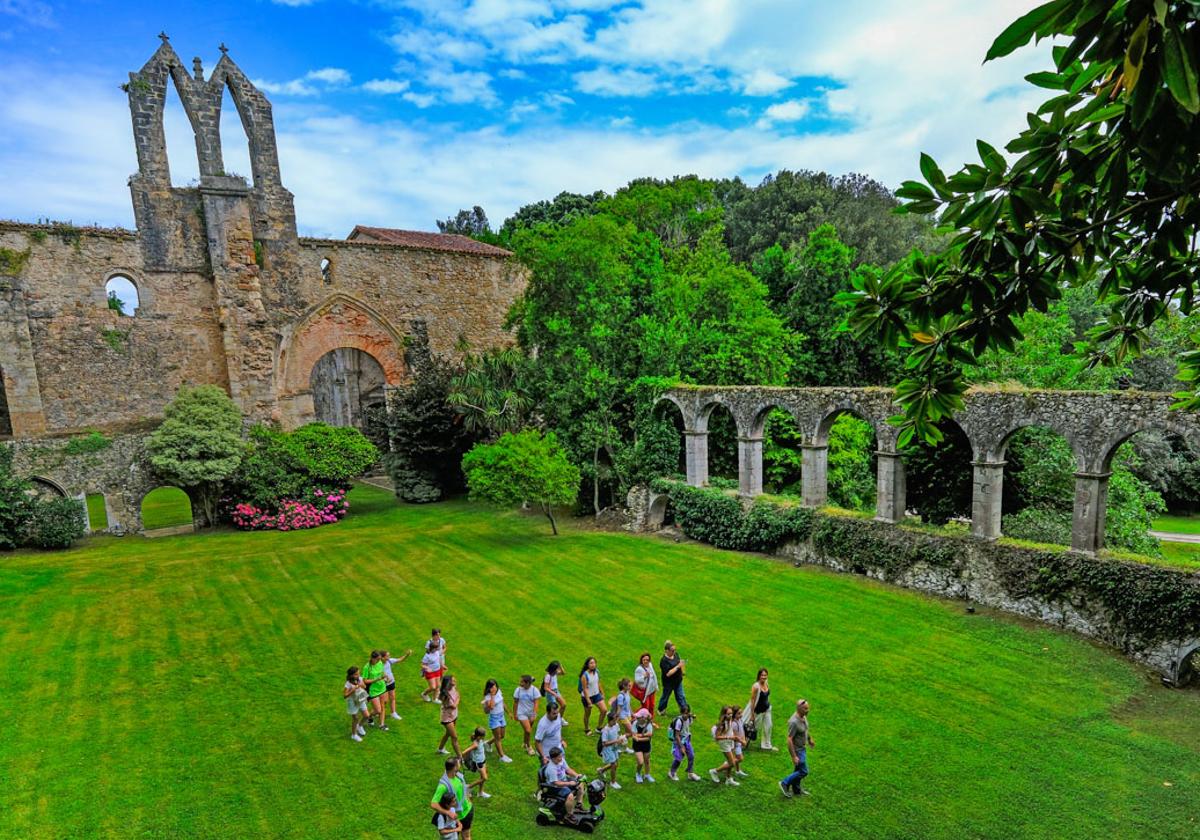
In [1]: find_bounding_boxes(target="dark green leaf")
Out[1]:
[986,0,1072,61]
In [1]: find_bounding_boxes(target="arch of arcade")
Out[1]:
[660,385,1200,555]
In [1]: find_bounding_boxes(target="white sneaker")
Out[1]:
[644,775,656,783]
[391,712,402,721]
[351,733,362,742]
[726,778,740,787]
[623,747,635,755]
[709,769,720,783]
[779,781,793,798]
[635,774,643,784]
[668,772,678,782]
[687,772,702,782]
[609,781,622,790]
[736,769,749,777]
[485,742,493,753]
[500,754,513,763]
[436,748,449,755]
[478,792,492,799]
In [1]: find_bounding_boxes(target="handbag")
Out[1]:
[741,697,759,741]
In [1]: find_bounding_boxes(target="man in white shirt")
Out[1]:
[535,702,566,764]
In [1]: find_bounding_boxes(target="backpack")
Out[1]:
[596,731,605,756]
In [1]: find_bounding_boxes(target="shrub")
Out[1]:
[287,424,378,488]
[655,480,814,552]
[230,489,349,531]
[227,425,309,511]
[0,447,33,550]
[25,496,86,549]
[1003,507,1072,546]
[462,429,580,534]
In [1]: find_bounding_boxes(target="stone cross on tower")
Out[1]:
[158,31,169,43]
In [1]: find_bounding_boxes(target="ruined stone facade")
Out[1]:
[0,39,523,530]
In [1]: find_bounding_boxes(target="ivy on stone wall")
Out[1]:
[983,543,1200,647]
[811,515,960,581]
[0,247,30,276]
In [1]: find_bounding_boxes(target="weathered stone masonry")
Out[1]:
[0,39,524,530]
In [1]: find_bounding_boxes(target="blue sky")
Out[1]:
[0,0,1051,237]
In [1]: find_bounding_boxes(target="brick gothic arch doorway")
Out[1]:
[309,348,387,430]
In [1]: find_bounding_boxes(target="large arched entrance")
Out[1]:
[309,348,387,430]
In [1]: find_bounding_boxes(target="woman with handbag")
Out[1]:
[632,652,658,718]
[743,668,777,752]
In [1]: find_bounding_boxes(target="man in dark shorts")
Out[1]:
[657,640,687,714]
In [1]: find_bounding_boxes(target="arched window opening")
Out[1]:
[0,366,12,438]
[1106,430,1198,561]
[106,275,140,316]
[824,412,877,513]
[141,486,194,532]
[29,477,67,500]
[163,76,199,187]
[220,84,254,184]
[1000,426,1078,547]
[902,419,973,529]
[649,400,686,480]
[704,403,739,487]
[320,258,333,285]
[762,408,804,498]
[310,347,387,432]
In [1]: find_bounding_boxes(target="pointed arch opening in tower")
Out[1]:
[309,348,387,431]
[220,84,254,185]
[162,75,199,187]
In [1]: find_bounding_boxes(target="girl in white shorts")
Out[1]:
[343,666,369,741]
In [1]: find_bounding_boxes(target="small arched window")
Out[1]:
[106,275,140,316]
[320,257,333,285]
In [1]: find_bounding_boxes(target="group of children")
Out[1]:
[343,632,812,838]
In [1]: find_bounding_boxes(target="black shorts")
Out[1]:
[465,757,486,773]
[633,740,651,754]
[385,683,396,692]
[461,808,474,829]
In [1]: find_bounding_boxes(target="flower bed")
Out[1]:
[230,489,349,531]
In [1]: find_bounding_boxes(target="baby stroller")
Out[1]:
[535,764,607,833]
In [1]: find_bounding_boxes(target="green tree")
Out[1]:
[844,0,1200,443]
[448,346,535,439]
[500,190,606,240]
[461,429,581,534]
[286,423,378,489]
[145,385,244,526]
[826,414,876,511]
[107,291,125,315]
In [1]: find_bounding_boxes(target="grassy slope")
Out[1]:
[1160,541,1200,570]
[1153,513,1200,535]
[0,484,1197,840]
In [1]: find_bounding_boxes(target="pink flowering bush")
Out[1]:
[230,488,350,531]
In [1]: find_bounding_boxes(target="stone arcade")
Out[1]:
[0,38,523,531]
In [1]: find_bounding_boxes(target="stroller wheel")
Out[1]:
[536,813,552,826]
[579,822,595,834]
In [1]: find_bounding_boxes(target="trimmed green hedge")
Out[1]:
[651,480,1200,646]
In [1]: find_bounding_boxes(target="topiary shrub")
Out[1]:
[286,423,379,488]
[25,496,86,549]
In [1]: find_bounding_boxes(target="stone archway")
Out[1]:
[309,347,387,430]
[278,294,407,428]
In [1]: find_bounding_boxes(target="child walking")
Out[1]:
[596,708,626,790]
[437,674,462,756]
[631,708,656,783]
[421,637,446,703]
[434,791,460,839]
[668,703,701,781]
[381,648,413,721]
[709,706,740,786]
[731,706,749,778]
[463,726,491,799]
[610,678,635,755]
[343,666,369,742]
[512,674,541,756]
[482,679,513,763]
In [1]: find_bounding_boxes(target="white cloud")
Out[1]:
[610,115,633,128]
[740,68,792,96]
[574,67,658,97]
[363,79,411,94]
[402,91,439,108]
[756,99,809,127]
[254,67,351,97]
[0,0,54,27]
[271,0,319,6]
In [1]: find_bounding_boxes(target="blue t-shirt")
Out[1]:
[613,691,632,718]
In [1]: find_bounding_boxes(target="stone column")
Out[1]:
[875,450,907,523]
[801,444,829,507]
[684,431,709,487]
[737,435,764,498]
[1071,470,1111,554]
[971,460,1005,540]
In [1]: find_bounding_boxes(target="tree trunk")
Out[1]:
[542,502,559,535]
[593,446,601,517]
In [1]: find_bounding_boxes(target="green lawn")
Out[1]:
[139,486,193,529]
[1153,513,1200,535]
[85,493,108,531]
[1,484,1197,839]
[1160,541,1200,570]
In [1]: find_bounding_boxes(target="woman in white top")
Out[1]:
[577,656,608,736]
[511,674,542,756]
[632,652,659,719]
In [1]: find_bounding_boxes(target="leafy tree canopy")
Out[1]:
[843,0,1200,444]
[461,429,581,534]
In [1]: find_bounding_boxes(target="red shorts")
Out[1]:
[423,667,445,680]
